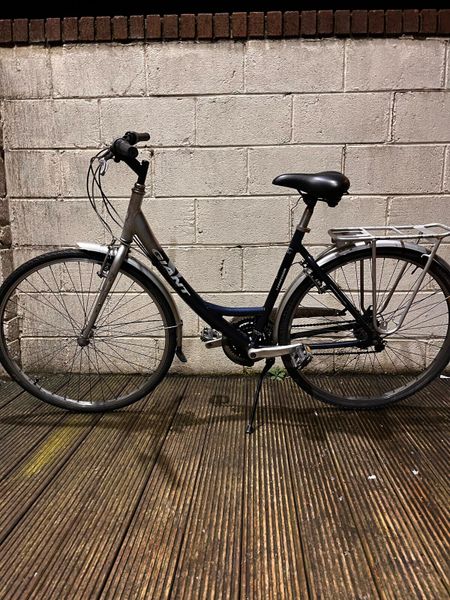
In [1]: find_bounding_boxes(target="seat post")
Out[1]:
[296,196,317,235]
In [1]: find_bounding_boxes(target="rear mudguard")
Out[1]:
[273,239,450,342]
[77,243,185,361]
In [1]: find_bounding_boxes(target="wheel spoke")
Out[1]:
[0,253,174,409]
[281,248,450,405]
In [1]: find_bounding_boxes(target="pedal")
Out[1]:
[290,344,312,369]
[200,327,222,348]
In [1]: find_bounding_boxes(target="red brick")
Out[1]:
[180,14,195,39]
[214,13,229,39]
[283,11,299,37]
[231,12,247,38]
[0,20,12,44]
[146,15,161,40]
[163,14,178,39]
[129,16,144,40]
[248,12,264,38]
[112,16,127,40]
[438,9,450,34]
[95,16,111,41]
[29,19,45,43]
[403,9,419,33]
[352,10,368,35]
[334,10,350,35]
[368,10,384,35]
[301,11,317,36]
[13,19,28,43]
[266,11,282,37]
[46,18,61,42]
[79,16,94,41]
[317,10,333,36]
[420,9,437,34]
[385,10,402,35]
[197,13,213,39]
[62,17,78,42]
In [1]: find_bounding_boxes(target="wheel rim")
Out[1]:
[0,256,172,408]
[284,250,450,403]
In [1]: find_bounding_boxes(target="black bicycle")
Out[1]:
[1,131,449,432]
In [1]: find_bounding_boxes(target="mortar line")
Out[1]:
[7,142,449,151]
[143,44,149,96]
[440,146,448,193]
[388,92,396,143]
[385,196,392,226]
[240,246,244,291]
[441,40,448,88]
[194,197,198,244]
[47,46,54,99]
[193,96,198,146]
[342,38,347,92]
[97,98,102,144]
[245,147,250,195]
[289,94,294,143]
[341,144,347,173]
[9,87,450,101]
[242,41,247,93]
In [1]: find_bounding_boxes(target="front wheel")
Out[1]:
[0,249,177,411]
[278,246,450,408]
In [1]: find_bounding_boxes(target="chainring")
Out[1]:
[222,317,272,366]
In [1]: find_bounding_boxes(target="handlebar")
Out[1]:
[108,130,151,161]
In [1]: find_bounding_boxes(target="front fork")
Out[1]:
[77,243,129,346]
[77,181,146,346]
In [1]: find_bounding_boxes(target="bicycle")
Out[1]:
[0,131,449,433]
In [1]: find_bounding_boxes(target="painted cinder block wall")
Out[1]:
[1,37,449,372]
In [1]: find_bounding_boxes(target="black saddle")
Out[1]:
[273,171,350,207]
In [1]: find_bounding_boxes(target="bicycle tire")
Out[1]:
[277,246,450,408]
[0,249,177,411]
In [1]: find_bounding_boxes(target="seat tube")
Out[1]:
[255,197,316,331]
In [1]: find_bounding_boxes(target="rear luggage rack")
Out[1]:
[328,223,450,336]
[329,223,450,246]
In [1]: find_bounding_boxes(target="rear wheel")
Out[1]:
[278,246,450,407]
[0,249,177,411]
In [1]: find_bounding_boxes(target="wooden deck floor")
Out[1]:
[0,375,448,599]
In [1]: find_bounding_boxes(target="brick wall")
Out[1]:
[1,11,450,44]
[1,38,449,372]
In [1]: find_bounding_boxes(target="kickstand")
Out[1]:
[246,357,275,434]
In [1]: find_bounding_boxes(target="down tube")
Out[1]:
[133,212,248,346]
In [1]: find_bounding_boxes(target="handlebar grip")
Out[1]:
[112,138,138,159]
[135,132,150,142]
[124,131,150,144]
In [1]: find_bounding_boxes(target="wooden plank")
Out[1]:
[240,380,310,599]
[99,377,227,599]
[0,379,25,409]
[293,378,449,598]
[0,377,186,599]
[0,375,127,480]
[0,374,447,598]
[270,380,380,599]
[168,377,249,599]
[380,379,449,500]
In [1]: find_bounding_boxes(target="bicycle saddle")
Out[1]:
[272,171,350,207]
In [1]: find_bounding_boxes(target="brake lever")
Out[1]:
[97,148,113,176]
